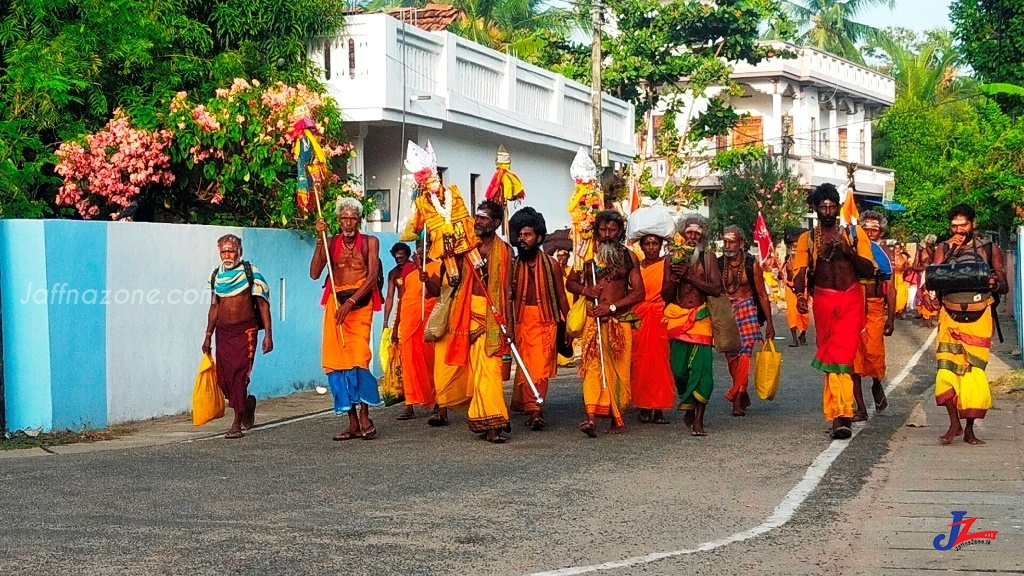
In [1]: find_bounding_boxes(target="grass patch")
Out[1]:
[1,427,134,451]
[992,369,1024,395]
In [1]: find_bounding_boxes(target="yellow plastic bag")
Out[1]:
[754,341,782,401]
[379,327,392,369]
[378,329,404,406]
[565,297,587,339]
[192,354,225,426]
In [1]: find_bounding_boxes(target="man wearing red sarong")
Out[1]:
[793,184,876,440]
[509,207,569,430]
[203,234,273,439]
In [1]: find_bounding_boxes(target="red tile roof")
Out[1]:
[386,3,462,32]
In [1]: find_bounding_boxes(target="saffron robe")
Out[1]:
[631,263,675,410]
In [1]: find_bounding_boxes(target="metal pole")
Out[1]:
[591,0,603,166]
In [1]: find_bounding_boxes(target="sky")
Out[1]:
[857,0,953,34]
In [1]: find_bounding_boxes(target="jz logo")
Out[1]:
[933,511,999,551]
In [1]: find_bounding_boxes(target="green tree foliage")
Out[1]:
[950,0,1024,115]
[0,0,348,220]
[710,149,806,242]
[877,96,1023,237]
[778,0,894,64]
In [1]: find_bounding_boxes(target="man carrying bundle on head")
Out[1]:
[626,205,677,425]
[661,215,723,436]
[718,225,776,417]
[566,210,644,437]
[509,207,569,430]
[851,211,895,422]
[793,184,877,440]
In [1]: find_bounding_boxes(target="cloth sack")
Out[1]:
[192,354,225,426]
[626,205,676,242]
[754,341,782,401]
[424,285,454,342]
[565,297,587,339]
[704,251,741,353]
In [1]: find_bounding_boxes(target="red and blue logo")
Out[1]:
[933,511,999,551]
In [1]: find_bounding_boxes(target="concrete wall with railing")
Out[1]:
[0,220,399,432]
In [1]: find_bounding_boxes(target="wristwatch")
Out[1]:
[609,304,618,313]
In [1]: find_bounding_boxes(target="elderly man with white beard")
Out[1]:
[566,210,644,437]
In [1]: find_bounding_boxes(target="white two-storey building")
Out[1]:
[310,13,636,233]
[648,41,898,211]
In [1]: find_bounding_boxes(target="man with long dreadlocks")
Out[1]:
[509,207,569,430]
[566,210,644,437]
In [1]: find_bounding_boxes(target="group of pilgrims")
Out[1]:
[204,141,1008,446]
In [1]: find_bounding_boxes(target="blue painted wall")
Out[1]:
[45,221,109,430]
[0,221,54,431]
[1,220,401,432]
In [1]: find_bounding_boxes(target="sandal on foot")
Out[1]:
[691,430,708,437]
[637,410,652,424]
[224,430,244,439]
[396,411,417,421]
[361,419,377,440]
[852,412,868,423]
[578,420,597,438]
[531,417,546,431]
[874,396,889,413]
[651,416,670,425]
[427,415,449,427]
[831,426,852,440]
[332,431,360,441]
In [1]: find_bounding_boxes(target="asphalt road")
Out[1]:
[0,315,938,576]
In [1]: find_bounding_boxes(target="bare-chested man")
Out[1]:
[793,184,876,440]
[383,242,414,331]
[203,234,273,439]
[661,215,723,436]
[783,234,810,347]
[719,226,776,416]
[311,197,383,441]
[567,210,644,437]
[915,234,938,327]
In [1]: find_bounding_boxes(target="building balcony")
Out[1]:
[731,41,896,106]
[311,14,636,162]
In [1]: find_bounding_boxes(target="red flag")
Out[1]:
[753,211,773,264]
[629,179,641,213]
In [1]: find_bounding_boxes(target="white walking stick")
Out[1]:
[590,257,609,392]
[312,181,345,348]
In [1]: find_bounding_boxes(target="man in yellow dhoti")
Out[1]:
[925,204,1007,446]
[427,200,513,444]
[566,211,645,437]
[311,197,384,441]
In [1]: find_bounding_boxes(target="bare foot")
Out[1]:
[578,420,597,438]
[485,430,507,444]
[852,411,868,423]
[938,424,964,445]
[964,428,985,445]
[691,425,707,437]
[683,410,695,430]
[606,424,625,435]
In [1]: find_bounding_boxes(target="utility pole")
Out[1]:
[590,0,603,167]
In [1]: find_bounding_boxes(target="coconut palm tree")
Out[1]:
[873,28,971,105]
[781,0,895,63]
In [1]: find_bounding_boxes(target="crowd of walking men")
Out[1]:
[203,183,1007,445]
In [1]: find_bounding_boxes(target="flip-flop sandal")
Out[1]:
[360,419,377,440]
[531,417,546,431]
[637,410,652,424]
[874,397,889,413]
[427,415,449,427]
[691,430,708,437]
[224,430,244,439]
[332,431,360,441]
[831,426,852,440]
[488,434,507,444]
[396,412,417,421]
[852,412,868,423]
[651,416,671,425]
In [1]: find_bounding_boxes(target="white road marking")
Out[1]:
[529,329,938,576]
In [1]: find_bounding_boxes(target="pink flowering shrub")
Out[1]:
[54,110,175,219]
[165,78,356,227]
[712,148,805,241]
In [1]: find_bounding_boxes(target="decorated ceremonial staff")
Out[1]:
[292,117,345,347]
[566,147,609,392]
[399,140,543,404]
[484,145,525,236]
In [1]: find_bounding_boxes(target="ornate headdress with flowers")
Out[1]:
[567,147,603,271]
[404,141,441,195]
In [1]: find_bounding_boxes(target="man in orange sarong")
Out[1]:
[312,197,384,441]
[793,184,876,440]
[509,208,569,430]
[852,211,895,422]
[784,235,810,347]
[428,200,513,444]
[631,232,676,424]
[394,241,440,420]
[566,211,645,437]
[915,234,938,327]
